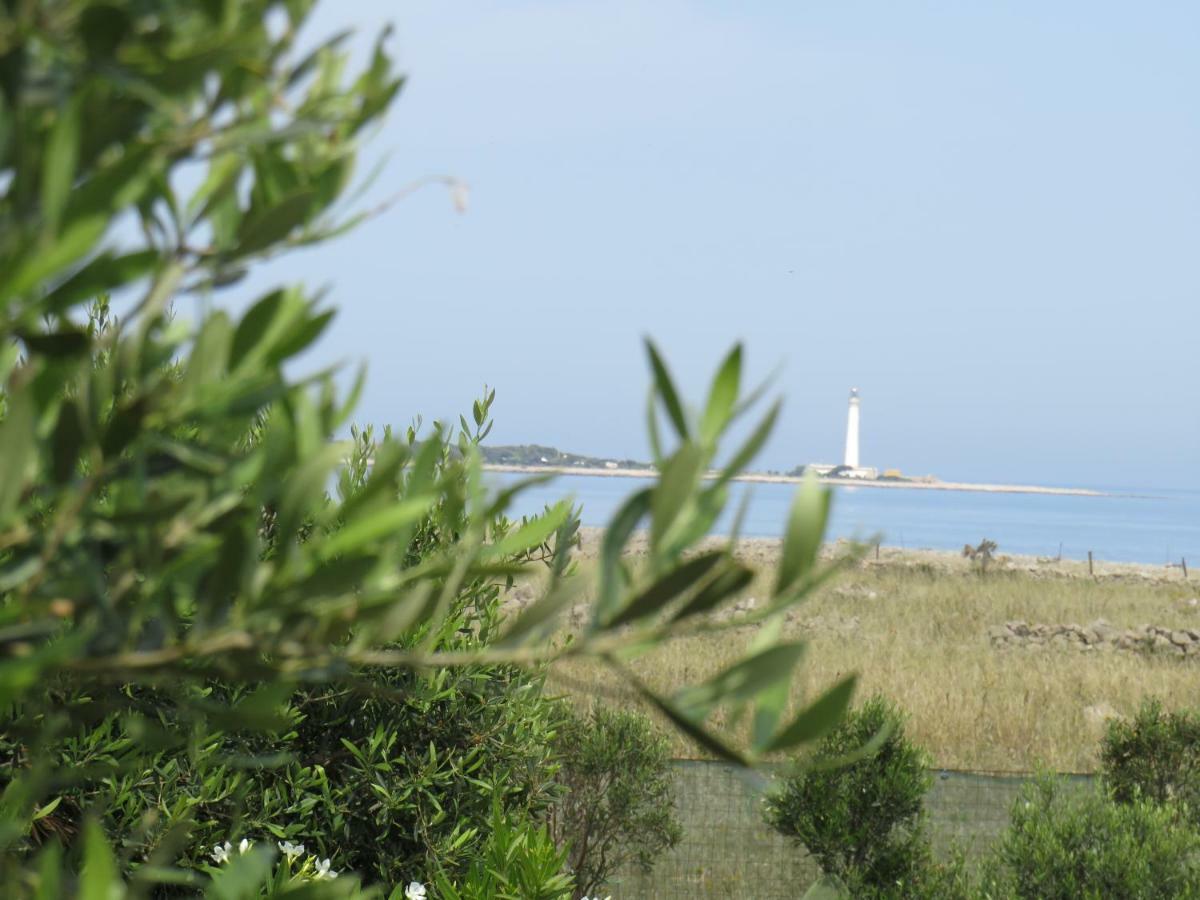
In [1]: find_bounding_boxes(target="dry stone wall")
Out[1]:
[990,620,1200,657]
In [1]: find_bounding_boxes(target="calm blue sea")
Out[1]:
[496,473,1200,566]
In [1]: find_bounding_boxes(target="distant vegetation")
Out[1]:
[482,443,651,470]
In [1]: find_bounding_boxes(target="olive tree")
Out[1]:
[0,2,859,895]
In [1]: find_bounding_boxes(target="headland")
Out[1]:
[482,463,1109,498]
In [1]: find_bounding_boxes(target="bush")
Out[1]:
[764,696,934,898]
[548,705,682,899]
[432,800,574,900]
[1101,698,1200,826]
[986,775,1200,899]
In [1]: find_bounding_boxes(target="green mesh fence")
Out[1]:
[605,760,1096,899]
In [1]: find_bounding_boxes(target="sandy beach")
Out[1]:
[483,463,1110,498]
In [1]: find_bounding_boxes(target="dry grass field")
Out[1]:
[539,530,1200,773]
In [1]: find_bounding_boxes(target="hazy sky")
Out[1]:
[255,1,1199,488]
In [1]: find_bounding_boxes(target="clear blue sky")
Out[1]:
[256,1,1200,488]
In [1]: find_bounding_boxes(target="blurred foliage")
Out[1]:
[548,705,681,899]
[0,0,856,895]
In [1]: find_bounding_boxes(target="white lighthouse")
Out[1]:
[843,387,861,469]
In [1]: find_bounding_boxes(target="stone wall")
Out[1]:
[989,620,1200,657]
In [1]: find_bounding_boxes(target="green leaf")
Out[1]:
[0,387,35,523]
[644,339,690,440]
[266,307,335,365]
[674,642,805,722]
[230,289,287,368]
[595,487,652,625]
[186,152,243,224]
[236,189,316,255]
[31,796,62,821]
[101,396,148,457]
[671,562,754,621]
[496,587,575,647]
[699,343,741,443]
[41,250,159,315]
[486,501,570,559]
[318,495,435,560]
[764,674,857,753]
[4,216,108,300]
[33,842,62,900]
[776,472,832,594]
[42,99,81,231]
[18,328,90,358]
[606,550,724,628]
[182,311,234,401]
[630,676,749,766]
[650,443,703,551]
[714,399,781,488]
[80,819,117,900]
[51,400,84,484]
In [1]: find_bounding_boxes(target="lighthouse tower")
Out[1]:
[843,388,861,469]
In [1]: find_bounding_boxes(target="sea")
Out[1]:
[495,473,1200,567]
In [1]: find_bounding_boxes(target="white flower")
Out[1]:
[405,882,427,900]
[278,840,305,860]
[315,858,338,880]
[238,838,253,855]
[211,841,231,864]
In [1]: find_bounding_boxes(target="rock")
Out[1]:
[1171,630,1193,647]
[987,625,1011,642]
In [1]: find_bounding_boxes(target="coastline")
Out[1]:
[574,527,1189,584]
[483,463,1111,498]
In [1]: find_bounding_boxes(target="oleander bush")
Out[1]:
[431,800,575,900]
[549,705,682,899]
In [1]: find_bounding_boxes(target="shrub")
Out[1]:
[764,696,934,898]
[548,705,682,899]
[431,800,574,900]
[986,775,1200,899]
[1101,698,1200,826]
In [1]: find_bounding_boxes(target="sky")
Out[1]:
[246,1,1200,488]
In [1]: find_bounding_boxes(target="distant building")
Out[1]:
[803,387,878,479]
[844,387,861,469]
[604,461,618,469]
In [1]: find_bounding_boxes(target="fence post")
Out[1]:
[1088,551,1094,577]
[1184,558,1189,579]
